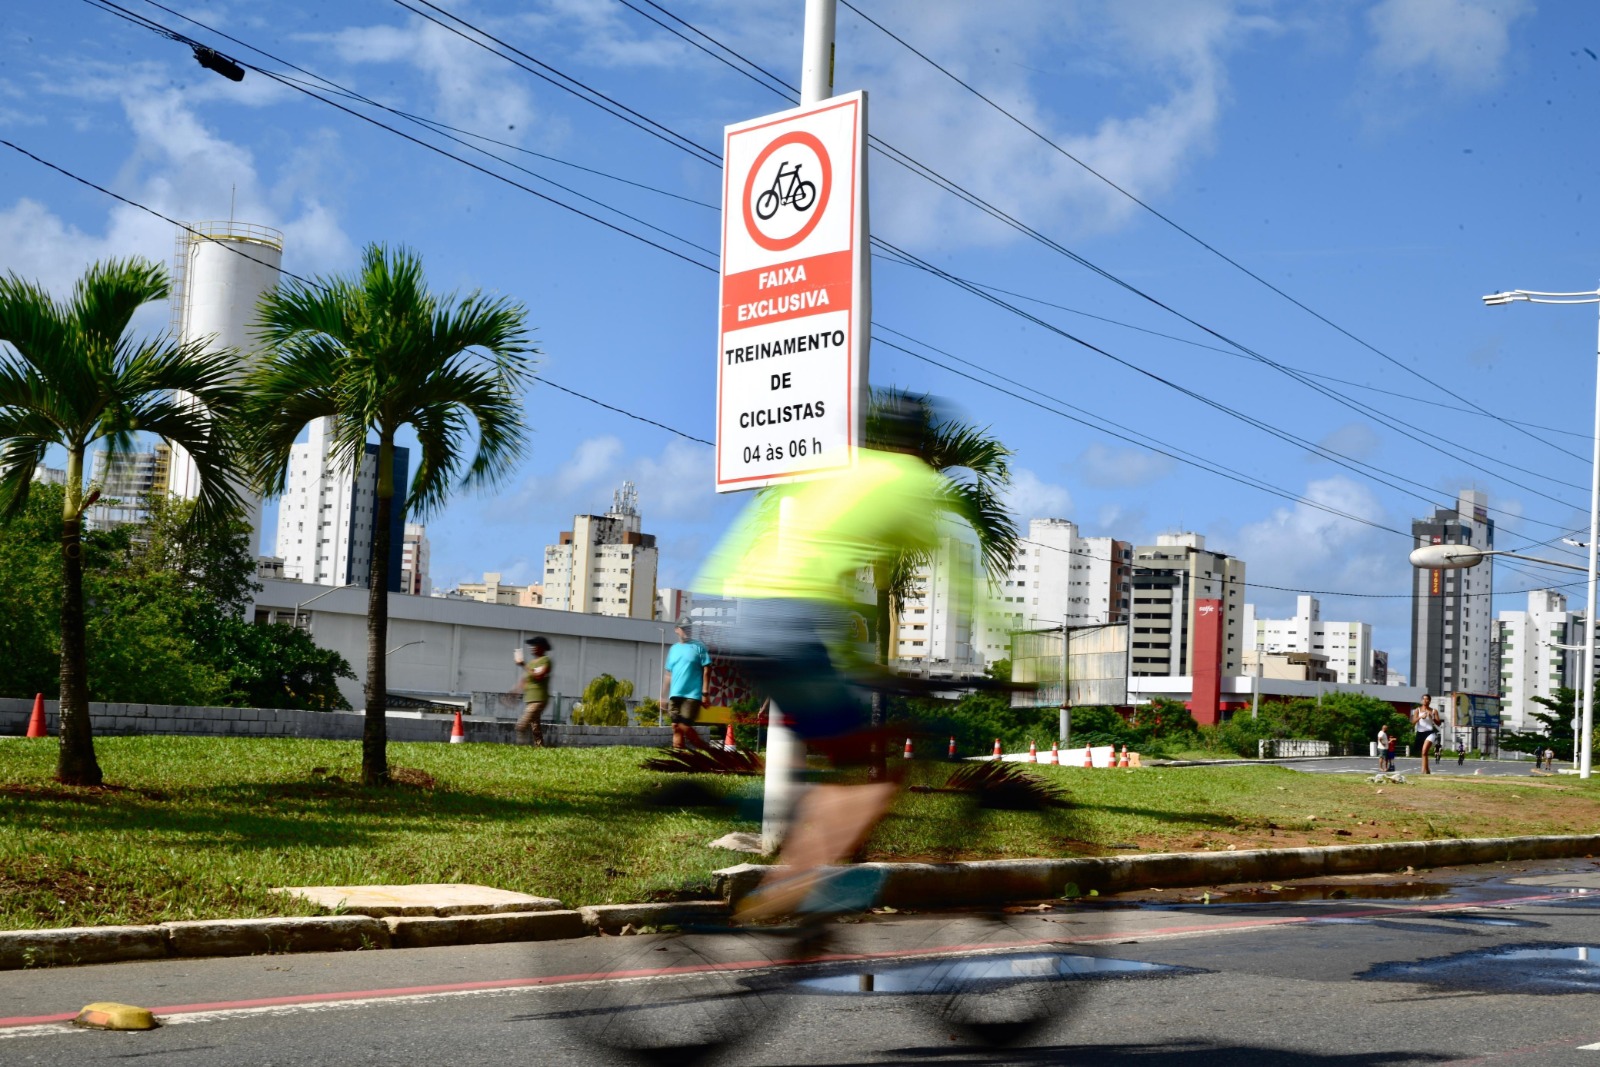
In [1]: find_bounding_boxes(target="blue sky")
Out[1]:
[4,0,1598,680]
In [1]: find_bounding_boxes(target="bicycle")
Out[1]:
[546,765,1091,1064]
[754,161,817,221]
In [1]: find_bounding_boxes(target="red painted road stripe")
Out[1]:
[0,885,1586,1030]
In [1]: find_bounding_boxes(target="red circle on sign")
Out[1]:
[741,130,832,253]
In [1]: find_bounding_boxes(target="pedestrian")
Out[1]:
[663,617,713,752]
[1534,748,1543,771]
[1376,724,1390,773]
[1411,693,1442,774]
[1455,734,1466,766]
[514,636,552,746]
[1546,746,1556,771]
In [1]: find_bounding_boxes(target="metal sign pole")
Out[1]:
[760,0,838,854]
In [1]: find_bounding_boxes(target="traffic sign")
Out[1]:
[717,91,868,491]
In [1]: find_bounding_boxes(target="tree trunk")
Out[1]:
[362,437,396,787]
[56,446,101,786]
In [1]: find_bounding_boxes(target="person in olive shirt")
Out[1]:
[515,636,552,746]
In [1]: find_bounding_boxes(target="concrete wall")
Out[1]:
[0,697,680,748]
[253,578,673,711]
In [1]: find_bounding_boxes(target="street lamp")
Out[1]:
[1480,286,1600,780]
[386,640,424,657]
[291,583,360,630]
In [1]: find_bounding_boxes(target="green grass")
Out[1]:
[4,736,1600,930]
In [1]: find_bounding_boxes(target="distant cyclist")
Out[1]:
[695,396,957,919]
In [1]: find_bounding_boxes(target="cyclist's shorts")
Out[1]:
[702,598,868,742]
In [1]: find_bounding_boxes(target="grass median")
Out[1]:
[3,736,1600,930]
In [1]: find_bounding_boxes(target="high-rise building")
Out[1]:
[85,444,171,528]
[542,482,658,619]
[894,536,978,667]
[451,572,540,606]
[1243,595,1376,684]
[1498,589,1589,733]
[1129,533,1247,725]
[272,417,410,590]
[400,524,430,596]
[1411,489,1495,697]
[972,518,1132,666]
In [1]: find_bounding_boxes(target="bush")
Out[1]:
[573,674,633,726]
[1205,692,1409,757]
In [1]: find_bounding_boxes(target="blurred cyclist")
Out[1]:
[695,394,959,920]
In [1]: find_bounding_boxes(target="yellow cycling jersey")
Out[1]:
[696,448,950,606]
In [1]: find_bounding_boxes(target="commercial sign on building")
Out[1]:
[716,91,868,491]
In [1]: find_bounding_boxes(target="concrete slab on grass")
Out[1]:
[271,883,565,917]
[385,910,587,948]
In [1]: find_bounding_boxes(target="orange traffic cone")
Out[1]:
[1049,741,1059,765]
[1082,746,1093,768]
[992,738,1002,759]
[948,736,957,759]
[1118,744,1129,768]
[449,709,466,744]
[903,737,914,759]
[724,723,736,750]
[1028,739,1038,763]
[25,694,45,738]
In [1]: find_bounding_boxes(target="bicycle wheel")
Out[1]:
[547,921,802,1065]
[792,180,816,212]
[755,188,780,220]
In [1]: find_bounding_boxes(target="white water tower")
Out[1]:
[167,221,284,555]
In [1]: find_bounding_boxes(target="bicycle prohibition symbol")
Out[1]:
[754,160,816,220]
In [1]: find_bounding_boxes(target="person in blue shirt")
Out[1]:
[662,618,713,751]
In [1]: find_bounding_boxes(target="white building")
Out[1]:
[542,482,658,620]
[272,417,410,590]
[1244,595,1377,684]
[895,536,978,667]
[400,524,430,596]
[85,444,171,528]
[1498,589,1588,733]
[973,518,1132,667]
[251,578,671,717]
[1411,489,1495,696]
[167,221,284,556]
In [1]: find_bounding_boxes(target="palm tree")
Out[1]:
[245,244,534,785]
[0,258,244,786]
[865,388,1019,669]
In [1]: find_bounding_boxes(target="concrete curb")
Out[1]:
[161,916,390,958]
[712,833,1600,908]
[386,910,587,948]
[6,833,1599,970]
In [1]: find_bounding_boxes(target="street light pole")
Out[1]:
[1482,287,1600,779]
[291,583,357,629]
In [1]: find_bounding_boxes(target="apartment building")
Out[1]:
[1497,589,1590,733]
[1129,532,1246,725]
[1411,489,1495,696]
[1243,595,1377,684]
[894,536,979,667]
[542,482,658,620]
[973,518,1132,666]
[399,524,430,596]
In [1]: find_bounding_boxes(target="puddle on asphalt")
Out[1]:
[1362,944,1600,994]
[1447,915,1543,928]
[795,953,1177,994]
[1167,882,1452,905]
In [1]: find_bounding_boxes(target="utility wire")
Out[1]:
[0,138,710,446]
[607,1,1591,511]
[839,0,1579,465]
[83,1,1585,547]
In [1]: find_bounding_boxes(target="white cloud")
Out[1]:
[1366,0,1530,91]
[1075,442,1176,488]
[2,75,354,303]
[1314,422,1383,464]
[846,0,1277,246]
[631,439,717,520]
[316,16,540,142]
[1005,466,1073,522]
[554,434,625,494]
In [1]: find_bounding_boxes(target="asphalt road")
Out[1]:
[1276,755,1555,778]
[9,860,1600,1064]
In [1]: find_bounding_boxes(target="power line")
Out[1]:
[839,0,1579,465]
[0,138,711,448]
[607,2,1591,514]
[82,1,1586,544]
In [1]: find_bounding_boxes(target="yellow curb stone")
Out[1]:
[74,1002,157,1030]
